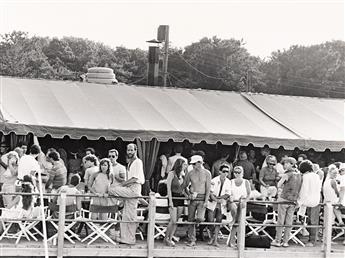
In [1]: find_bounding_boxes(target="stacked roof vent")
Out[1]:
[86,67,118,84]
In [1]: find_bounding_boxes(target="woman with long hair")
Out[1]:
[165,158,188,247]
[5,175,40,218]
[88,158,112,220]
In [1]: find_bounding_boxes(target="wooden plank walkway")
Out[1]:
[0,238,344,257]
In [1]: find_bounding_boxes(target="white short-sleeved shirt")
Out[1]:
[128,158,145,185]
[207,176,231,212]
[18,155,40,180]
[57,185,80,206]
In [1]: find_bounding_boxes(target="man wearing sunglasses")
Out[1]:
[207,164,231,246]
[108,149,126,184]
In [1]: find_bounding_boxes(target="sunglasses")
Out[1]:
[108,155,116,158]
[268,163,275,166]
[233,171,242,174]
[221,170,230,173]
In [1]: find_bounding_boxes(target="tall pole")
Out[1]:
[162,26,169,87]
[246,69,252,92]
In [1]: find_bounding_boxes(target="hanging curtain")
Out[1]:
[136,138,160,195]
[9,132,32,150]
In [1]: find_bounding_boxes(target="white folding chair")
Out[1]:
[47,204,81,245]
[288,214,308,246]
[154,218,169,240]
[0,208,39,244]
[136,207,146,240]
[80,202,118,245]
[220,212,234,245]
[24,206,49,240]
[332,207,345,241]
[245,203,277,241]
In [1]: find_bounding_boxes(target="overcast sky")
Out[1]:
[1,0,344,58]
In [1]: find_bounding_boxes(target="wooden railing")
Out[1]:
[0,191,340,258]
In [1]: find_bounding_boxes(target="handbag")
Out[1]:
[245,235,271,248]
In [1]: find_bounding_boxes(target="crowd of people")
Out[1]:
[0,141,344,248]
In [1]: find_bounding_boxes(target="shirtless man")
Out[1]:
[182,155,211,247]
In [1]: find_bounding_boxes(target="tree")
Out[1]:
[0,31,55,79]
[167,36,265,91]
[260,41,345,98]
[1,31,344,98]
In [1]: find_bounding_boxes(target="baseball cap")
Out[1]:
[190,155,203,164]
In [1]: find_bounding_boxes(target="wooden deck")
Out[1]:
[1,195,344,257]
[0,237,344,257]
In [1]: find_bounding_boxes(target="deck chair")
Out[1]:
[47,204,81,245]
[154,218,169,240]
[288,214,308,246]
[332,207,345,241]
[136,207,147,240]
[80,201,118,245]
[245,203,277,241]
[0,207,43,244]
[220,212,234,245]
[153,203,171,240]
[24,206,49,240]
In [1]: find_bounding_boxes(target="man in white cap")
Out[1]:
[182,155,211,247]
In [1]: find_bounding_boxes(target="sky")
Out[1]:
[0,0,344,58]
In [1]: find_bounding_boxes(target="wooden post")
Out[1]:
[323,202,333,258]
[37,169,49,258]
[147,192,156,258]
[57,191,66,258]
[237,199,247,258]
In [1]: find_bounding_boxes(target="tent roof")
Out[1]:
[0,77,344,151]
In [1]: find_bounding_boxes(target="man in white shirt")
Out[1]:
[17,144,41,180]
[109,143,144,245]
[207,164,232,246]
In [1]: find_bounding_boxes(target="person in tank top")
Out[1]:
[227,166,251,247]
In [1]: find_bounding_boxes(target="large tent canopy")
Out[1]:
[0,77,344,151]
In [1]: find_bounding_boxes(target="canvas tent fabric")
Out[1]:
[0,77,344,151]
[242,93,345,151]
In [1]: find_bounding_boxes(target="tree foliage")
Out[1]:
[260,41,345,98]
[168,36,265,91]
[0,31,344,98]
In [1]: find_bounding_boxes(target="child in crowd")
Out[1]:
[271,157,302,247]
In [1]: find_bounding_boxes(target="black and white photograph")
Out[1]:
[0,0,344,257]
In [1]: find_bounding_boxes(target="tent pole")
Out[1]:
[34,135,49,258]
